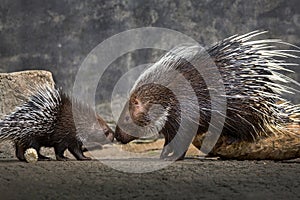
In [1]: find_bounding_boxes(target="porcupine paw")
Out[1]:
[160,145,173,159]
[161,151,186,161]
[56,155,70,161]
[38,155,52,161]
[162,156,176,161]
[160,153,176,161]
[78,156,92,161]
[162,155,184,161]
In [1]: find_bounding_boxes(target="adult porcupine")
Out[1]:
[115,31,300,160]
[0,85,114,161]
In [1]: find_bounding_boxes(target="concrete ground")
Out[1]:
[0,140,299,200]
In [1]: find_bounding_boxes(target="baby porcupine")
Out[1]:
[0,85,114,161]
[115,31,300,160]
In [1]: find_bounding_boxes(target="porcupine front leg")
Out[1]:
[68,141,92,161]
[54,143,69,161]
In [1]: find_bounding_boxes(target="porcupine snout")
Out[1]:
[95,115,114,143]
[104,127,114,142]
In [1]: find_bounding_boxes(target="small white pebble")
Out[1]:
[24,148,38,163]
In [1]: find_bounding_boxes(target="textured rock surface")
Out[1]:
[0,70,54,118]
[0,0,299,104]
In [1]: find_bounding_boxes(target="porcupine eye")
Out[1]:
[130,98,142,117]
[132,99,139,105]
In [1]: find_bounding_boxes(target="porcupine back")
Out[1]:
[207,31,300,140]
[0,86,61,144]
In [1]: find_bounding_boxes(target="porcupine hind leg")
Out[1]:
[54,143,69,161]
[68,141,92,161]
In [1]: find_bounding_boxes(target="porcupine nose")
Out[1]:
[104,128,114,142]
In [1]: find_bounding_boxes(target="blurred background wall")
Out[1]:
[0,0,299,105]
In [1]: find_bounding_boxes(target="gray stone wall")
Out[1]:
[0,0,299,103]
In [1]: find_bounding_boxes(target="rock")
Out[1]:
[0,70,54,119]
